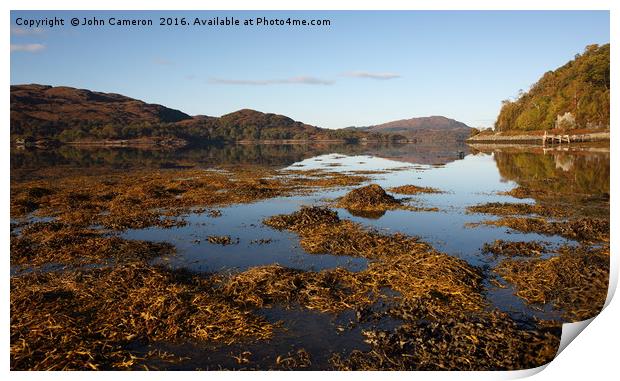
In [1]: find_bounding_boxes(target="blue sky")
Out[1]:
[10,10,609,128]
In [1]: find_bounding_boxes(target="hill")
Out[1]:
[11,84,192,141]
[173,109,347,141]
[359,116,472,143]
[495,44,610,132]
[10,85,364,145]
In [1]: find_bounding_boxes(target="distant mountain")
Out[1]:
[495,44,609,132]
[10,84,366,145]
[359,116,472,143]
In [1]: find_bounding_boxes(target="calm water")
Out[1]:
[10,142,610,369]
[120,151,566,272]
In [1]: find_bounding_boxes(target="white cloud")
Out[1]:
[11,26,45,36]
[210,76,334,86]
[10,43,45,53]
[343,71,401,80]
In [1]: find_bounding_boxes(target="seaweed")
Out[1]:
[10,202,566,371]
[11,161,593,371]
[207,209,223,218]
[10,166,372,231]
[482,240,547,258]
[482,216,609,243]
[274,349,312,369]
[495,245,609,321]
[249,238,273,245]
[332,184,440,214]
[263,206,486,311]
[10,263,274,370]
[258,206,561,370]
[263,206,340,232]
[389,185,442,195]
[336,184,401,212]
[207,235,238,245]
[467,202,561,217]
[330,308,559,370]
[10,221,174,267]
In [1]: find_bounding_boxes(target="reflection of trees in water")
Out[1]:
[11,142,470,173]
[10,144,352,171]
[493,150,609,197]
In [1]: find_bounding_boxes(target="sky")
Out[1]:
[10,10,609,129]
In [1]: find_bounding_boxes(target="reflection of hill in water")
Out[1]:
[358,143,470,165]
[11,142,470,176]
[10,144,348,174]
[491,146,609,199]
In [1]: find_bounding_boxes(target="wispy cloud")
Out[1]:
[153,58,174,66]
[343,71,401,80]
[10,43,45,53]
[210,76,334,86]
[11,26,45,36]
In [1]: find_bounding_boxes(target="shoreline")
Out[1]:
[468,142,610,153]
[466,130,609,145]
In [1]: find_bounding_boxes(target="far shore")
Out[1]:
[14,137,445,149]
[467,130,609,145]
[65,138,362,147]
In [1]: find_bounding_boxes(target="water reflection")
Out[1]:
[11,141,469,175]
[480,145,609,218]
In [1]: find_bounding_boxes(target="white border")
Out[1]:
[3,1,616,380]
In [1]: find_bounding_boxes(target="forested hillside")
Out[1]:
[495,44,609,132]
[10,85,367,144]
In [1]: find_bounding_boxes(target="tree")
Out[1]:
[495,44,609,132]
